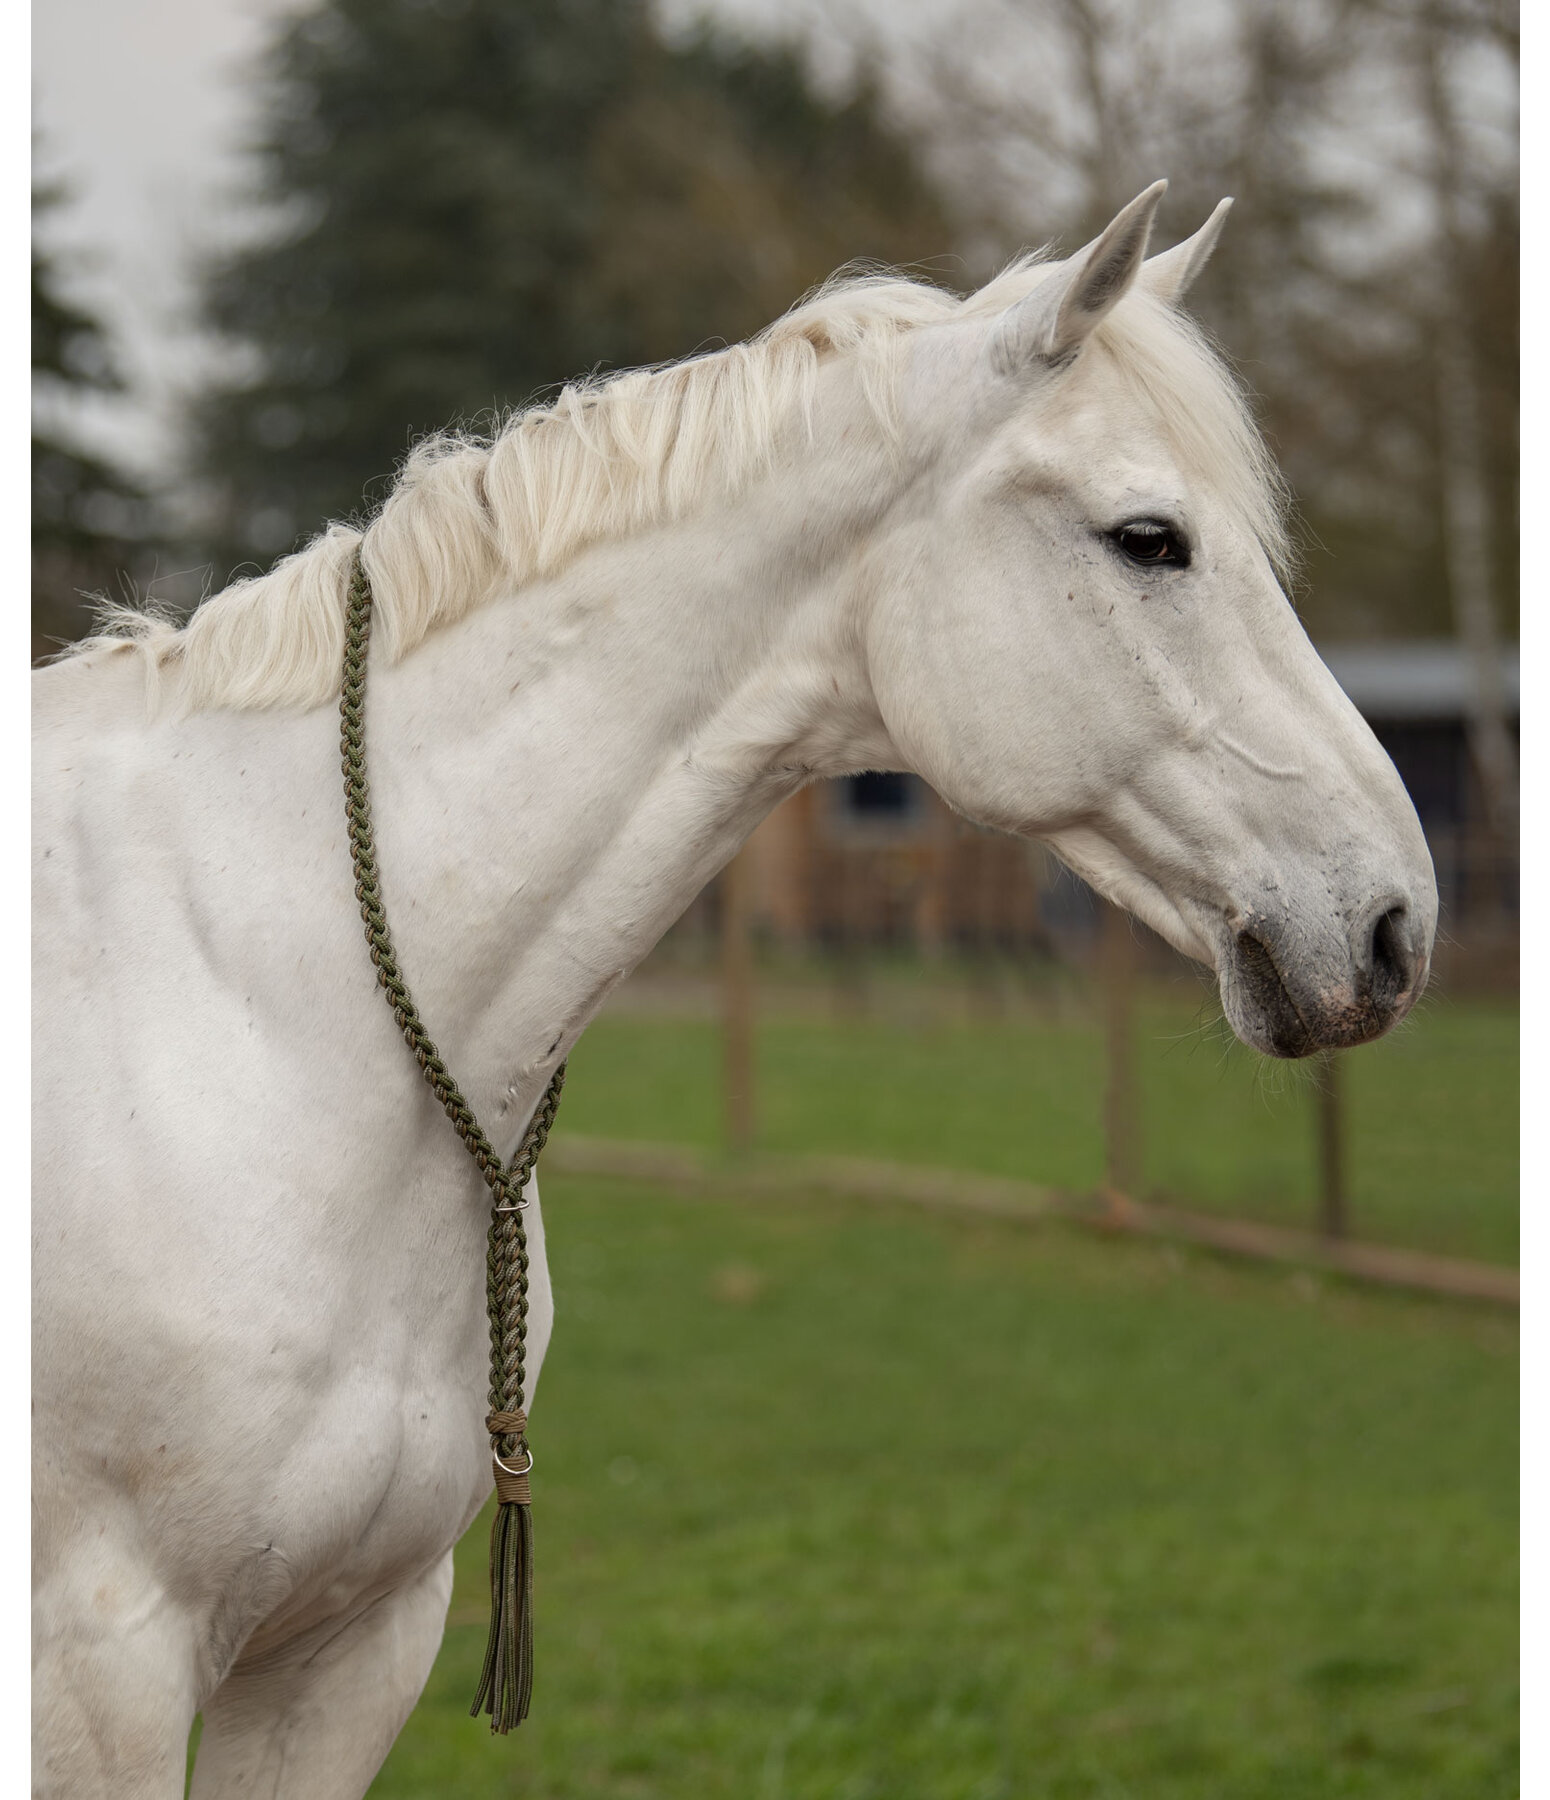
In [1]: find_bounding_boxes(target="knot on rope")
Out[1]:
[491,1465,531,1505]
[488,1409,532,1501]
[489,1411,532,1512]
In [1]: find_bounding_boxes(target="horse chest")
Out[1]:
[210,1192,534,1624]
[38,1118,550,1667]
[161,1279,502,1673]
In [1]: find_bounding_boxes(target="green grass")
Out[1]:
[371,1177,1516,1798]
[555,984,1517,1264]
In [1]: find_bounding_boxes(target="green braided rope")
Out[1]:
[340,547,565,1731]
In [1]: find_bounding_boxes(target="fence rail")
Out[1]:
[546,1135,1518,1308]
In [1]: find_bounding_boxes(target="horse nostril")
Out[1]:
[1364,904,1412,1005]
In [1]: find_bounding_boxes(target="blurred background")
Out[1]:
[36,1,1516,1793]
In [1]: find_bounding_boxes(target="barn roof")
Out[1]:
[1318,640,1520,723]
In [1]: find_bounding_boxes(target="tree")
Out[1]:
[191,0,951,580]
[901,0,1517,649]
[32,174,150,655]
[1413,0,1517,832]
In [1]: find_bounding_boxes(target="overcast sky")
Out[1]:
[35,0,292,475]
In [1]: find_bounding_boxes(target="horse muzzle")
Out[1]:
[1217,894,1431,1059]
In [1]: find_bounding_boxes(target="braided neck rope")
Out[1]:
[339,548,565,1729]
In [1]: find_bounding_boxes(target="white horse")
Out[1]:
[32,182,1435,1797]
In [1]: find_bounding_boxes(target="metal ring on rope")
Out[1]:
[492,1444,535,1478]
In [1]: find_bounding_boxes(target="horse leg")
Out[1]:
[32,1560,199,1799]
[188,1553,454,1800]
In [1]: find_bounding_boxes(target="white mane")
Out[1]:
[73,257,1291,713]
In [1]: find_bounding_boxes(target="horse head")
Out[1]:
[867,182,1436,1057]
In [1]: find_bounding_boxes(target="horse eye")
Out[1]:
[1112,522,1189,567]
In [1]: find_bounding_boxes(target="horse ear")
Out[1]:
[990,180,1168,375]
[1143,198,1233,304]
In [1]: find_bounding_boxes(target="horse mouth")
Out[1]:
[1219,914,1424,1060]
[1224,929,1318,1057]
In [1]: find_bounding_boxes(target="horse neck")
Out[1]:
[359,402,904,1148]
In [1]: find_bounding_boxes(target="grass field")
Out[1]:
[369,1176,1517,1799]
[555,979,1517,1265]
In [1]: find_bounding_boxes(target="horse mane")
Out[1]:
[71,257,1291,714]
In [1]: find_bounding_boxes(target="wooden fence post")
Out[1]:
[1099,899,1141,1200]
[1315,1050,1347,1239]
[722,847,755,1154]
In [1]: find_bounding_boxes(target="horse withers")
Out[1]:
[32,182,1434,1797]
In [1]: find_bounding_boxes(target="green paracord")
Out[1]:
[339,546,565,1733]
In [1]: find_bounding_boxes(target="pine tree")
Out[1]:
[192,0,952,578]
[32,176,149,654]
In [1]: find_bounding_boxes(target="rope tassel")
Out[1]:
[472,1409,535,1732]
[473,1496,533,1730]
